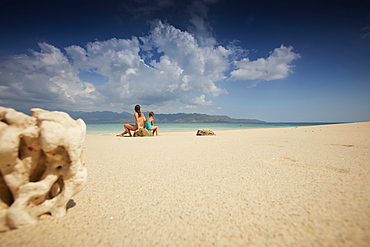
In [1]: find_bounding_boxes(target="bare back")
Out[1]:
[134,112,146,128]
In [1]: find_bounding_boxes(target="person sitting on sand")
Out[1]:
[145,111,159,136]
[116,105,146,137]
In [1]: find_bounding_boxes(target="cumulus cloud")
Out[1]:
[142,20,229,97]
[187,0,218,46]
[230,45,300,81]
[0,21,299,112]
[0,43,96,109]
[190,94,212,106]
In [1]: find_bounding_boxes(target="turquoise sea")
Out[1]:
[86,122,338,134]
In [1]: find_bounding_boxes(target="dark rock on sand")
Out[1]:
[196,129,216,136]
[134,128,154,137]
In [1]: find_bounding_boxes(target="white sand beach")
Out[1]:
[1,122,369,246]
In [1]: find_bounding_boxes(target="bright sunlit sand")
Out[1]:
[1,122,369,246]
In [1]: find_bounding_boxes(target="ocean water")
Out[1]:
[86,122,337,134]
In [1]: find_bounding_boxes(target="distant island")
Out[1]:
[62,110,265,124]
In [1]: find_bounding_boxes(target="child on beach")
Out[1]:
[145,111,159,136]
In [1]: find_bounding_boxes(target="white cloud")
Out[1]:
[0,21,299,112]
[0,43,96,109]
[183,105,197,109]
[186,0,223,49]
[230,45,300,81]
[190,94,212,106]
[143,20,229,96]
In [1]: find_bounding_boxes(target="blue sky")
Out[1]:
[0,0,369,122]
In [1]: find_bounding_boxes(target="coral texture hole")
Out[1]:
[0,171,13,206]
[0,107,87,231]
[48,176,64,199]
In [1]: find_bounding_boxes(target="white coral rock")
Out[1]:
[0,107,87,231]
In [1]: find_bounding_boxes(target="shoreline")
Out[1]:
[87,122,350,136]
[1,122,369,246]
[86,121,344,135]
[87,122,355,136]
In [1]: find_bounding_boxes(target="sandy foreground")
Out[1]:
[1,122,370,246]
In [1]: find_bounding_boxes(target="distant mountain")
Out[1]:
[61,110,265,124]
[153,113,264,123]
